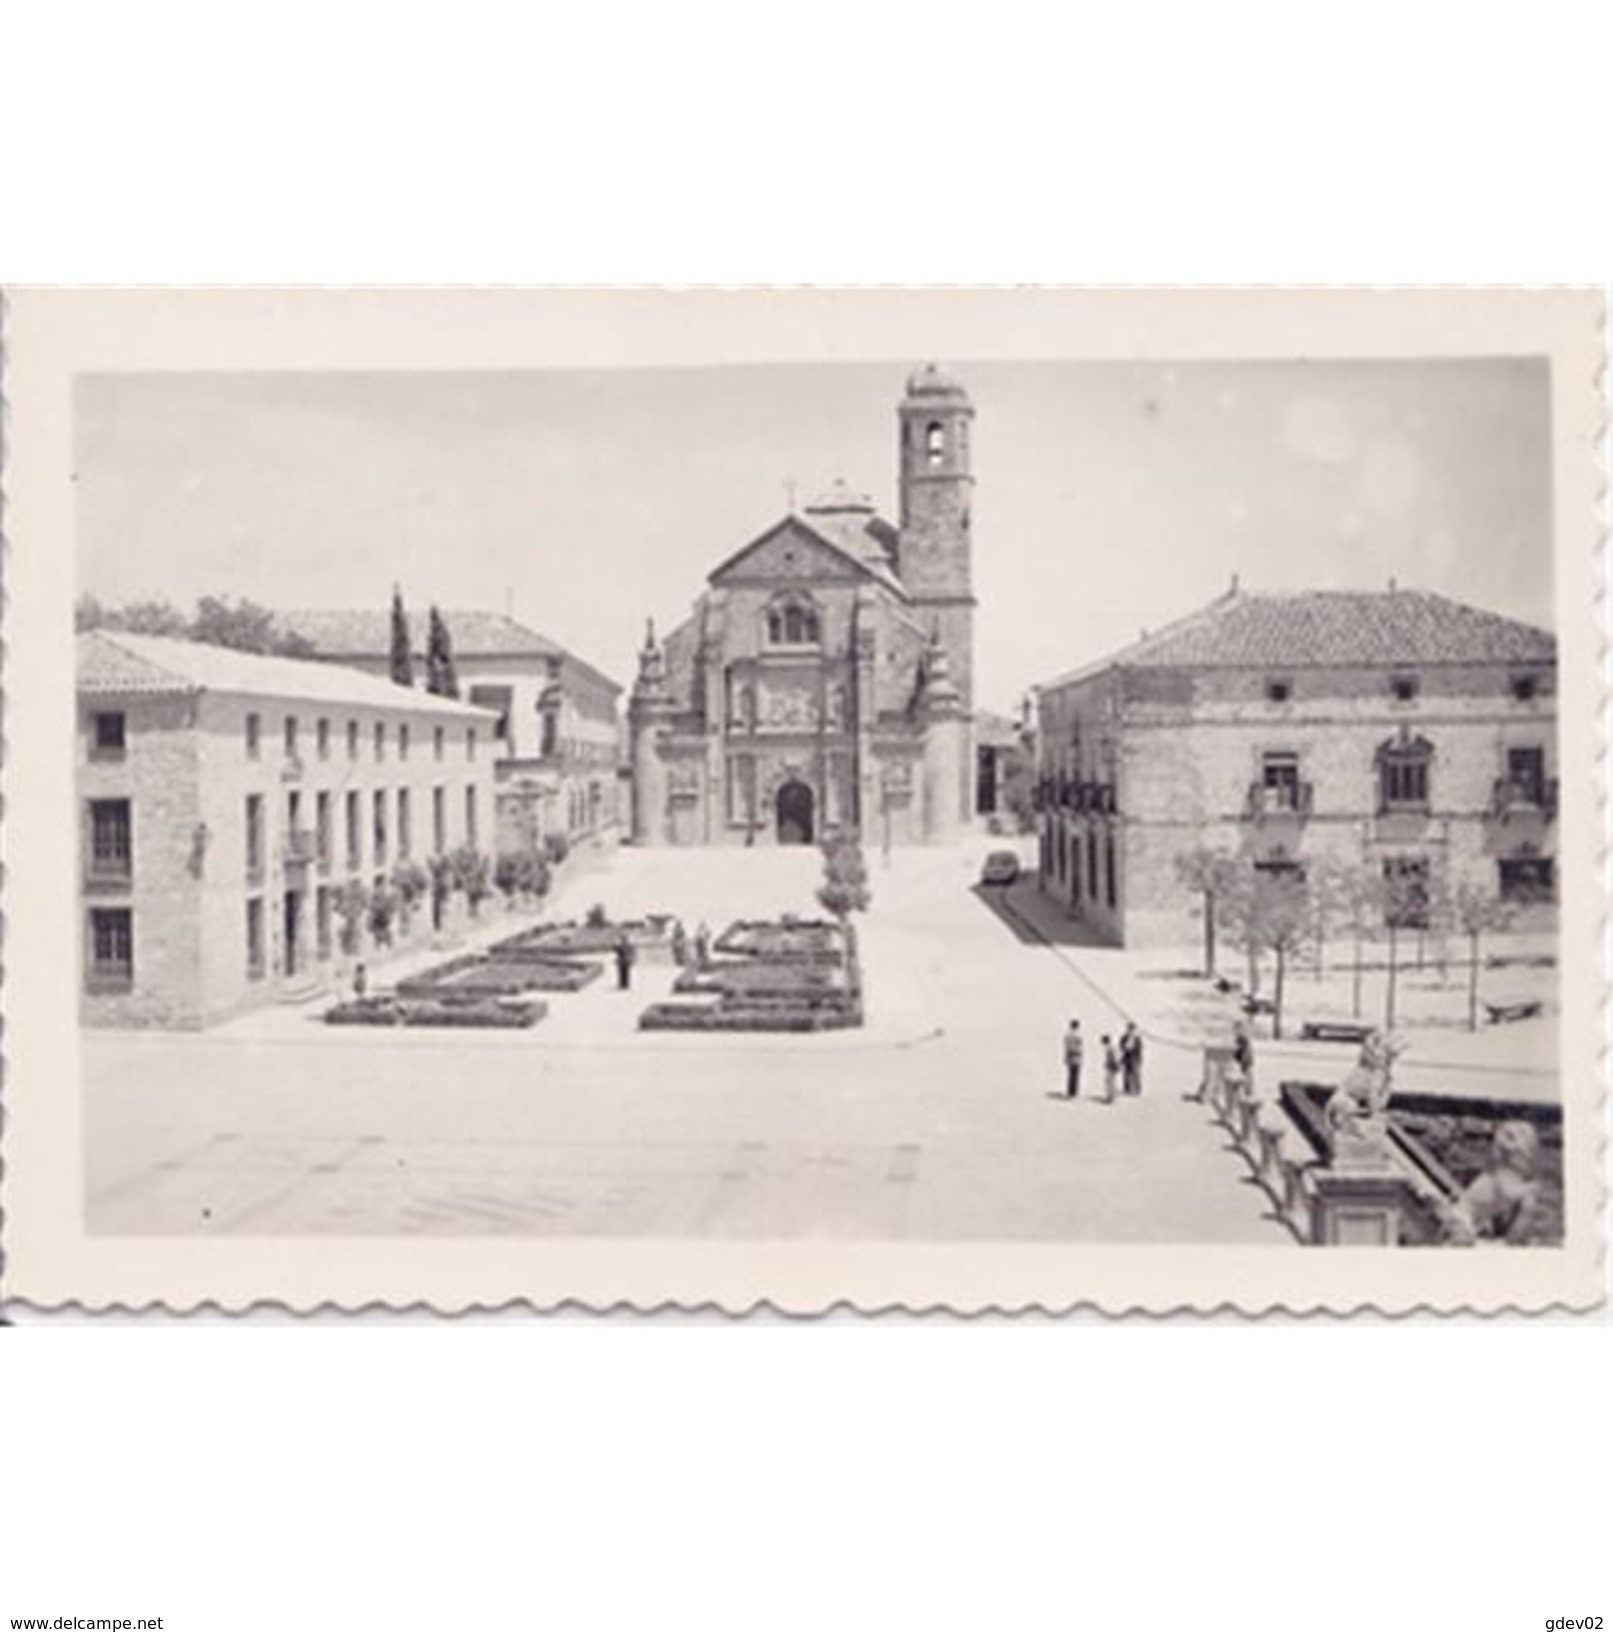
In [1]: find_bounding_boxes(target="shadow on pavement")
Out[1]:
[967,877,1111,948]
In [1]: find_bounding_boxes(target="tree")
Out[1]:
[76,593,188,636]
[450,845,491,915]
[817,830,872,922]
[389,586,414,688]
[1174,845,1239,978]
[335,881,370,956]
[997,746,1038,835]
[80,592,313,655]
[367,881,400,948]
[1442,881,1514,1032]
[191,595,315,657]
[1377,863,1432,1032]
[1327,862,1385,1019]
[426,605,459,698]
[390,861,429,932]
[817,830,872,996]
[1242,872,1313,1041]
[427,853,456,931]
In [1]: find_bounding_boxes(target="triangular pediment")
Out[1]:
[708,516,877,589]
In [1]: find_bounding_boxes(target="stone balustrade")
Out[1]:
[1199,1046,1318,1242]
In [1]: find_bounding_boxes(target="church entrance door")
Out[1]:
[775,779,815,845]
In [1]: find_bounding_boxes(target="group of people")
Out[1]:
[1061,1018,1145,1103]
[617,917,713,991]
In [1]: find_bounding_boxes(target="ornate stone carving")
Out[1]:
[1325,1029,1401,1165]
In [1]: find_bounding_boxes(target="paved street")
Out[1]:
[86,838,1296,1242]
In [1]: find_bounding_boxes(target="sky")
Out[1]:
[76,357,1553,716]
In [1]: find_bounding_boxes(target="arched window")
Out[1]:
[926,421,946,467]
[765,594,820,646]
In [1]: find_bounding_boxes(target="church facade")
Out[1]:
[628,365,977,847]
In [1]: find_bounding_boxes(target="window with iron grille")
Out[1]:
[88,907,133,985]
[88,799,132,877]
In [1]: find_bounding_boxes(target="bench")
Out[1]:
[1240,994,1276,1018]
[1485,1000,1543,1025]
[1300,1020,1376,1045]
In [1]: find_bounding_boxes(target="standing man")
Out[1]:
[693,921,712,971]
[614,930,637,992]
[1231,1019,1254,1089]
[1062,1018,1084,1098]
[1120,1022,1144,1097]
[670,918,689,968]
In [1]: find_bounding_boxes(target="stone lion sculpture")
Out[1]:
[1325,1029,1403,1159]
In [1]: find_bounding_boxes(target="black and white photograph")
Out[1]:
[2,286,1603,1314]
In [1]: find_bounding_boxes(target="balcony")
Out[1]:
[1244,781,1314,821]
[84,855,133,892]
[1489,777,1558,823]
[1037,778,1117,817]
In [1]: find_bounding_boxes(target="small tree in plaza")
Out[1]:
[817,829,872,994]
[390,861,429,934]
[1441,880,1515,1032]
[450,845,492,917]
[1327,861,1386,1019]
[428,853,455,932]
[367,880,401,949]
[335,880,370,957]
[1173,844,1239,979]
[1224,869,1313,1039]
[817,829,871,922]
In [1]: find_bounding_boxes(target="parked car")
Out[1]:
[980,850,1021,886]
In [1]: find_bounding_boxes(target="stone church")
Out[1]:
[628,364,977,847]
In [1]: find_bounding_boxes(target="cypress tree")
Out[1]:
[389,586,414,687]
[426,605,460,698]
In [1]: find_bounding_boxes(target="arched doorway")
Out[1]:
[775,779,815,845]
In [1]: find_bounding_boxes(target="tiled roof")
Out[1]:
[1046,588,1555,688]
[77,630,500,719]
[281,609,622,695]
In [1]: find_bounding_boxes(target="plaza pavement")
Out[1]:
[88,836,1439,1243]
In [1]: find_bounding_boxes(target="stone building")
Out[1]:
[282,609,622,855]
[78,630,499,1028]
[628,364,977,847]
[1034,586,1558,948]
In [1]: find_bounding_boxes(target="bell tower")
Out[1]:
[897,364,976,715]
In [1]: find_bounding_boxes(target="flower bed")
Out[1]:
[714,918,844,963]
[672,961,842,998]
[639,997,862,1033]
[492,917,671,958]
[324,995,546,1028]
[398,956,600,997]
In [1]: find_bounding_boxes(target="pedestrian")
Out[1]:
[1120,1022,1143,1096]
[353,961,368,1000]
[1231,1018,1254,1088]
[1100,1035,1120,1104]
[1062,1018,1084,1098]
[670,918,689,967]
[693,920,711,970]
[614,931,636,992]
[1234,1018,1260,1083]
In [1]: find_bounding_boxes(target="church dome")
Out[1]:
[804,477,875,515]
[905,362,968,400]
